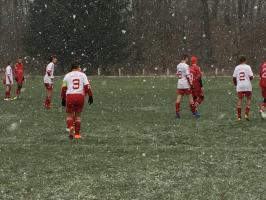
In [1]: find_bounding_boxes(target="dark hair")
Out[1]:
[7,61,11,65]
[49,55,57,62]
[239,55,246,63]
[71,62,80,70]
[181,53,189,61]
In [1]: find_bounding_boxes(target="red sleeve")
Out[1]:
[84,84,93,96]
[260,64,265,78]
[61,86,67,99]
[14,64,18,76]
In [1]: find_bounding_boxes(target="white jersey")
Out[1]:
[63,71,90,95]
[44,62,55,84]
[233,64,253,92]
[5,65,13,85]
[176,62,190,89]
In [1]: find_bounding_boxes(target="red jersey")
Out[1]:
[190,64,202,90]
[14,63,24,77]
[259,62,266,88]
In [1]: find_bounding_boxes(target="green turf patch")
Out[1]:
[0,76,266,199]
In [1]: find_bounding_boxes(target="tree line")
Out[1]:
[1,0,266,74]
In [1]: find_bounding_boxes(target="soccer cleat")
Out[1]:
[244,114,250,121]
[74,134,82,139]
[176,112,180,119]
[237,117,241,121]
[4,98,11,101]
[12,96,18,100]
[192,112,200,118]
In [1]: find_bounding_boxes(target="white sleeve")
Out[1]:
[233,69,237,77]
[83,74,89,86]
[248,66,254,77]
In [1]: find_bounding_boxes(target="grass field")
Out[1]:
[0,76,266,200]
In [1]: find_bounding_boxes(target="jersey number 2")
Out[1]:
[73,79,80,89]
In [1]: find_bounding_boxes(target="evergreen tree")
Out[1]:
[25,0,130,72]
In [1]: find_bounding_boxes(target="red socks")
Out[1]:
[245,106,250,115]
[66,117,74,129]
[16,89,21,96]
[237,107,241,118]
[5,91,10,98]
[44,96,51,107]
[190,103,196,113]
[75,117,81,134]
[175,102,180,113]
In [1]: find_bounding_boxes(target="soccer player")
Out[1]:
[61,63,93,139]
[176,54,199,119]
[13,57,25,99]
[44,55,57,109]
[3,61,13,101]
[233,56,254,121]
[189,56,204,108]
[259,61,266,115]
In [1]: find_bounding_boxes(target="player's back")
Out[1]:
[190,65,202,88]
[176,62,190,89]
[233,64,253,91]
[64,71,89,95]
[15,63,24,72]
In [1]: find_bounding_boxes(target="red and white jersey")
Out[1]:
[44,62,55,84]
[5,65,13,85]
[233,64,253,92]
[259,62,266,88]
[63,71,90,95]
[176,62,190,89]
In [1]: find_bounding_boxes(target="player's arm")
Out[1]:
[232,69,237,86]
[61,80,67,106]
[249,66,254,80]
[84,77,93,105]
[14,64,18,78]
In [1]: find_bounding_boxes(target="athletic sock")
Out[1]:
[175,102,180,113]
[16,88,20,96]
[75,117,81,134]
[237,107,241,118]
[245,106,250,115]
[190,103,196,113]
[66,117,74,130]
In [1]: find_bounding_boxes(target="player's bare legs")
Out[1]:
[16,83,23,97]
[5,85,11,100]
[74,112,82,139]
[236,97,242,120]
[44,84,53,109]
[175,95,182,118]
[245,96,251,120]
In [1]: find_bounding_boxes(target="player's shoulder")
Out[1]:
[47,62,54,68]
[177,62,188,68]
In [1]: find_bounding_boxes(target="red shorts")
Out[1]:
[16,76,24,84]
[261,87,266,98]
[177,89,192,96]
[237,91,252,98]
[66,94,85,113]
[192,88,203,97]
[44,83,53,91]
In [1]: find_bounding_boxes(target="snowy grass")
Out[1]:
[0,76,266,199]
